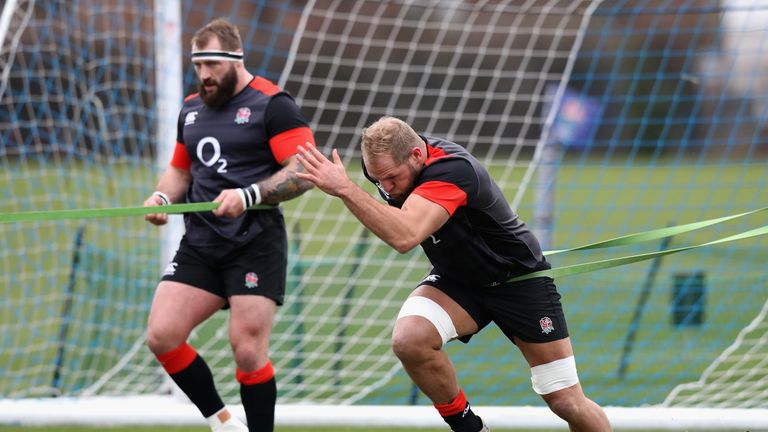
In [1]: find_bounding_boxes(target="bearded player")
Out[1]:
[143,18,314,432]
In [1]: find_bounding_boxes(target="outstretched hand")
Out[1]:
[295,144,353,197]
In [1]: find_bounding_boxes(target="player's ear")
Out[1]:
[410,146,424,163]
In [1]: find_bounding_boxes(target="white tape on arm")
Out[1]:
[396,296,458,345]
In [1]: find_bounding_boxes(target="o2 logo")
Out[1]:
[196,137,228,173]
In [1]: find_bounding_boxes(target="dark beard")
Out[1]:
[199,66,238,109]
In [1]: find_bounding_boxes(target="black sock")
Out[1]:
[169,355,224,418]
[435,388,484,432]
[240,377,277,432]
[442,402,483,432]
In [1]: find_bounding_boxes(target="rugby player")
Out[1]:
[143,18,314,432]
[295,116,611,432]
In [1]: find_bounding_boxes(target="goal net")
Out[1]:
[1,0,767,429]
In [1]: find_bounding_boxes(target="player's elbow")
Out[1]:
[392,244,414,254]
[389,237,419,254]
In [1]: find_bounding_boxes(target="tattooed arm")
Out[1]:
[257,155,314,205]
[212,155,314,218]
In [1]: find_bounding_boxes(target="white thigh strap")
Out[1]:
[396,296,458,345]
[530,355,579,395]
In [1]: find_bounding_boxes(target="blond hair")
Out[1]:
[191,18,243,52]
[361,117,423,164]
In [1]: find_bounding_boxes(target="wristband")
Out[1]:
[152,191,171,205]
[240,183,262,208]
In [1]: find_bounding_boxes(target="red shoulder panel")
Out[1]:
[183,92,199,102]
[412,180,467,216]
[269,126,316,164]
[249,76,281,96]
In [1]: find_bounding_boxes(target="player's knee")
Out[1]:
[230,332,270,371]
[392,296,462,362]
[543,390,585,420]
[231,342,260,370]
[146,325,187,355]
[393,296,457,361]
[391,322,437,362]
[531,356,584,419]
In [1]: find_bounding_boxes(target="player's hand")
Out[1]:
[212,188,246,218]
[295,144,352,197]
[143,194,168,226]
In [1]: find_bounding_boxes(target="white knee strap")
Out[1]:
[530,356,580,395]
[396,296,458,345]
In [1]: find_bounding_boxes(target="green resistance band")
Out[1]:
[0,202,221,223]
[511,223,767,283]
[543,205,768,256]
[0,202,764,283]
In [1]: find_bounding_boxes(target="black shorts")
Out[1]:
[161,225,288,306]
[418,272,569,344]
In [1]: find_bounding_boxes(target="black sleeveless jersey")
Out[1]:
[175,77,310,247]
[364,136,550,285]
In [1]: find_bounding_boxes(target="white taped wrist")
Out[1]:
[240,183,262,208]
[250,184,262,206]
[152,191,170,205]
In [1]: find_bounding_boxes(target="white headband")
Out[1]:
[191,50,244,62]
